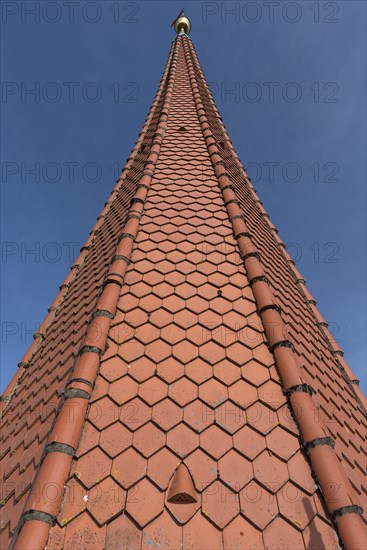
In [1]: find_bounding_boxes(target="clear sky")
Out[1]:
[1,0,366,394]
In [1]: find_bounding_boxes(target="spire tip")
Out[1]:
[172,9,191,35]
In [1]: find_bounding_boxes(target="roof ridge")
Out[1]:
[11,38,181,549]
[182,35,365,550]
[187,39,367,417]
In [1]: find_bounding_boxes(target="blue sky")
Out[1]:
[1,1,366,393]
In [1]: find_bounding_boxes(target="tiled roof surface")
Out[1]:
[1,32,366,550]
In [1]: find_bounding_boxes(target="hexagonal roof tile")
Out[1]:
[125,478,164,528]
[87,477,125,525]
[233,425,267,460]
[202,480,240,528]
[133,423,165,458]
[200,425,233,460]
[169,377,198,406]
[253,451,289,492]
[139,377,167,405]
[109,376,138,406]
[147,448,179,490]
[199,379,228,407]
[75,447,111,488]
[119,397,151,431]
[167,424,199,458]
[223,515,263,549]
[99,422,133,458]
[152,398,183,431]
[263,517,304,549]
[240,481,279,529]
[112,448,147,489]
[127,356,156,382]
[215,402,247,434]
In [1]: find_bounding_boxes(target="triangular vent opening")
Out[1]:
[168,492,196,504]
[167,463,197,504]
[178,126,187,133]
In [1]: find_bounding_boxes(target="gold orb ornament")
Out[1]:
[175,15,191,34]
[171,10,191,35]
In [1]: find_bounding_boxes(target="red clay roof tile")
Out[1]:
[109,376,138,406]
[156,357,184,383]
[125,478,164,528]
[133,423,165,458]
[229,379,258,408]
[199,378,228,407]
[139,377,167,405]
[105,513,141,549]
[58,478,86,526]
[263,516,304,549]
[112,448,147,489]
[63,513,106,549]
[141,510,182,549]
[253,450,289,492]
[87,476,125,526]
[185,357,213,384]
[218,450,253,491]
[167,423,199,458]
[223,515,263,549]
[303,515,341,549]
[276,480,317,531]
[147,448,179,491]
[213,360,242,385]
[266,426,300,461]
[99,422,133,458]
[183,511,223,550]
[152,398,183,431]
[216,402,248,434]
[240,481,279,529]
[200,425,233,460]
[120,397,151,431]
[169,377,198,406]
[74,447,111,488]
[202,480,240,528]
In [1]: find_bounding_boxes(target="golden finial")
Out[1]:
[171,9,191,35]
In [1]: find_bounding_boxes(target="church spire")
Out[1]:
[1,13,365,550]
